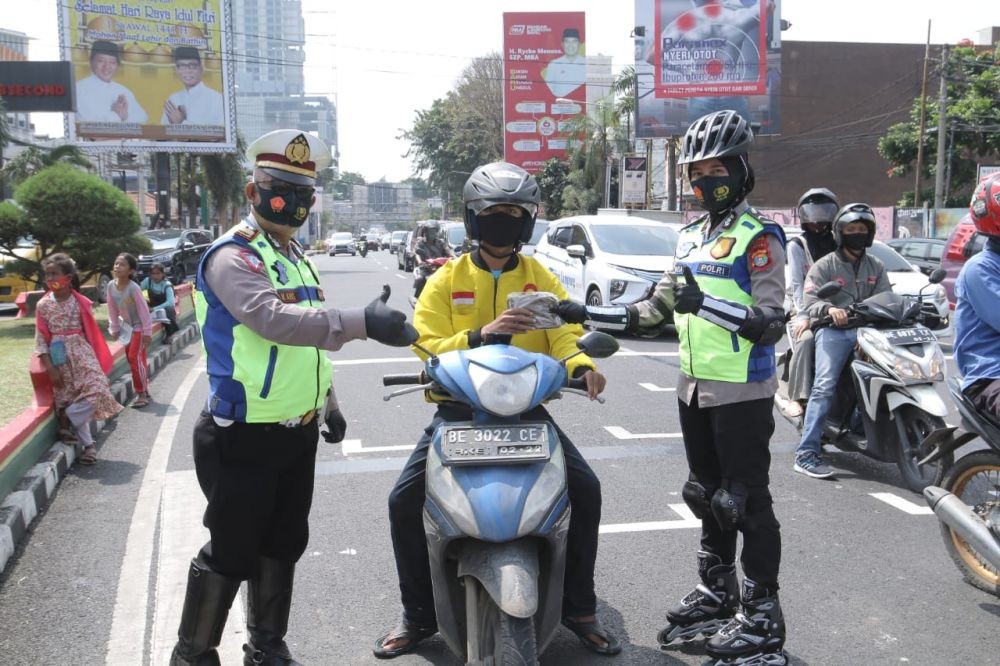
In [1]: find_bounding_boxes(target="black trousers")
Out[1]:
[389,404,602,626]
[965,378,1000,429]
[677,394,781,589]
[192,411,319,580]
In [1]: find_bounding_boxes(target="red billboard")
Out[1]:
[503,12,586,173]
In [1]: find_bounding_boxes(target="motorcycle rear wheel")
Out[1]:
[939,451,1000,597]
[894,405,951,493]
[468,577,538,666]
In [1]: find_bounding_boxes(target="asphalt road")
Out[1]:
[0,250,996,666]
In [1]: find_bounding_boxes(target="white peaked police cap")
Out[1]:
[246,129,332,185]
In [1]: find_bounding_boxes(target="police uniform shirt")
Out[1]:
[160,81,225,126]
[639,202,787,407]
[202,217,367,351]
[75,75,149,123]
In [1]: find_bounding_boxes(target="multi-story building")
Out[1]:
[230,0,338,159]
[0,29,35,146]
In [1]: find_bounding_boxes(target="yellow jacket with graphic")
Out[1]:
[412,252,595,379]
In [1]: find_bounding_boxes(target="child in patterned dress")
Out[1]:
[35,253,123,465]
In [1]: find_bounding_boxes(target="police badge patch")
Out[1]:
[710,237,736,259]
[676,241,697,259]
[271,260,290,285]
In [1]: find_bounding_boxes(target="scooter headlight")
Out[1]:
[892,357,926,381]
[468,362,538,416]
[518,438,567,537]
[426,443,479,538]
[926,345,946,382]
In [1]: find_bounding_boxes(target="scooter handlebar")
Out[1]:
[382,373,424,386]
[566,377,588,391]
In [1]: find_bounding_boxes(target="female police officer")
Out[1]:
[170,129,416,666]
[566,110,789,665]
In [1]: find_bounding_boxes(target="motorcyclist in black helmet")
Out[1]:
[373,162,620,659]
[794,203,891,479]
[412,219,452,299]
[780,188,840,418]
[556,109,790,665]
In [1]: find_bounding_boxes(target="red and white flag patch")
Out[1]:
[452,291,475,306]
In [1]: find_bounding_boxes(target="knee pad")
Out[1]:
[710,481,748,531]
[682,474,717,519]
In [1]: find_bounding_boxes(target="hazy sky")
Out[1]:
[6,0,999,182]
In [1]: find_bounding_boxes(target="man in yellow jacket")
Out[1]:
[373,162,620,659]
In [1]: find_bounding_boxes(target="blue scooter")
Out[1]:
[382,331,619,664]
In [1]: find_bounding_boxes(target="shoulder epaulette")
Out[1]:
[233,226,259,243]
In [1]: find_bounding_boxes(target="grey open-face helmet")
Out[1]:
[797,188,840,227]
[463,162,540,244]
[422,219,440,240]
[678,110,754,165]
[833,203,877,248]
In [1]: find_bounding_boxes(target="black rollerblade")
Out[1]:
[704,578,788,665]
[658,551,738,646]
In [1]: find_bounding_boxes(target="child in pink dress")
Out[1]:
[107,253,153,407]
[35,253,123,465]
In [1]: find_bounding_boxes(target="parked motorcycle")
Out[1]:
[381,331,619,664]
[774,271,951,492]
[921,380,1000,596]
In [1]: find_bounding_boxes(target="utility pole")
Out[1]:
[933,44,949,209]
[913,19,931,207]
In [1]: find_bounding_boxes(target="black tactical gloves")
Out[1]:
[365,285,419,347]
[551,299,588,324]
[321,408,347,443]
[671,266,705,315]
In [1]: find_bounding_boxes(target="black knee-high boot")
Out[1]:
[243,557,302,666]
[170,558,241,666]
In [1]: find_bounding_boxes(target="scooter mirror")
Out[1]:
[576,331,620,358]
[928,267,946,284]
[816,281,842,299]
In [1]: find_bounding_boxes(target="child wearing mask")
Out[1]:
[107,253,153,407]
[35,253,122,465]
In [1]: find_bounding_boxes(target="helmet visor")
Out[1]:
[469,201,538,218]
[799,202,838,224]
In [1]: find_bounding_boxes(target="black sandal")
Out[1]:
[562,616,622,655]
[372,619,437,659]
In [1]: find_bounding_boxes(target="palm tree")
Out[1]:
[1,144,94,186]
[559,98,629,213]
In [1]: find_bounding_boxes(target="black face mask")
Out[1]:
[478,214,524,252]
[254,184,312,228]
[691,174,742,213]
[840,233,869,251]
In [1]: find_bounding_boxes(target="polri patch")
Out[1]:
[238,249,264,273]
[749,236,772,271]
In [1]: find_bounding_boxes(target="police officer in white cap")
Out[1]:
[170,129,417,666]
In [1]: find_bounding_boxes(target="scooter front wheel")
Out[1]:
[466,576,538,666]
[938,451,1000,596]
[894,405,951,493]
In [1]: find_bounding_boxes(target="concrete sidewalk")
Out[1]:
[0,322,201,575]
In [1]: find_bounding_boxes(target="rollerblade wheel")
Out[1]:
[704,649,789,665]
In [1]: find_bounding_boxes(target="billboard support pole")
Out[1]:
[667,137,677,211]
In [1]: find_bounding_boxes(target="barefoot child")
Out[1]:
[35,253,123,465]
[107,253,153,407]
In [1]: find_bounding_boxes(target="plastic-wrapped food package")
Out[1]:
[507,291,562,329]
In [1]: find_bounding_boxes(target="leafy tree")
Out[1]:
[0,145,94,187]
[559,98,627,214]
[0,97,9,197]
[0,163,150,285]
[402,52,504,207]
[878,43,1000,206]
[331,170,366,200]
[537,158,569,219]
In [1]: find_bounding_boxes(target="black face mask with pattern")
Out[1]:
[254,183,312,228]
[690,174,743,213]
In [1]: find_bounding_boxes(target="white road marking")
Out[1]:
[600,503,700,533]
[604,425,683,440]
[638,383,676,392]
[870,492,934,515]
[395,273,409,280]
[330,357,421,367]
[341,438,416,455]
[151,471,245,665]
[106,363,215,665]
[613,350,679,357]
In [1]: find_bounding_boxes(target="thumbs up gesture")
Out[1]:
[671,265,705,315]
[364,285,419,347]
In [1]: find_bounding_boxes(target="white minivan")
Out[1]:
[533,214,679,309]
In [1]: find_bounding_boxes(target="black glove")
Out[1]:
[551,299,588,325]
[671,266,704,315]
[364,285,419,347]
[321,408,347,443]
